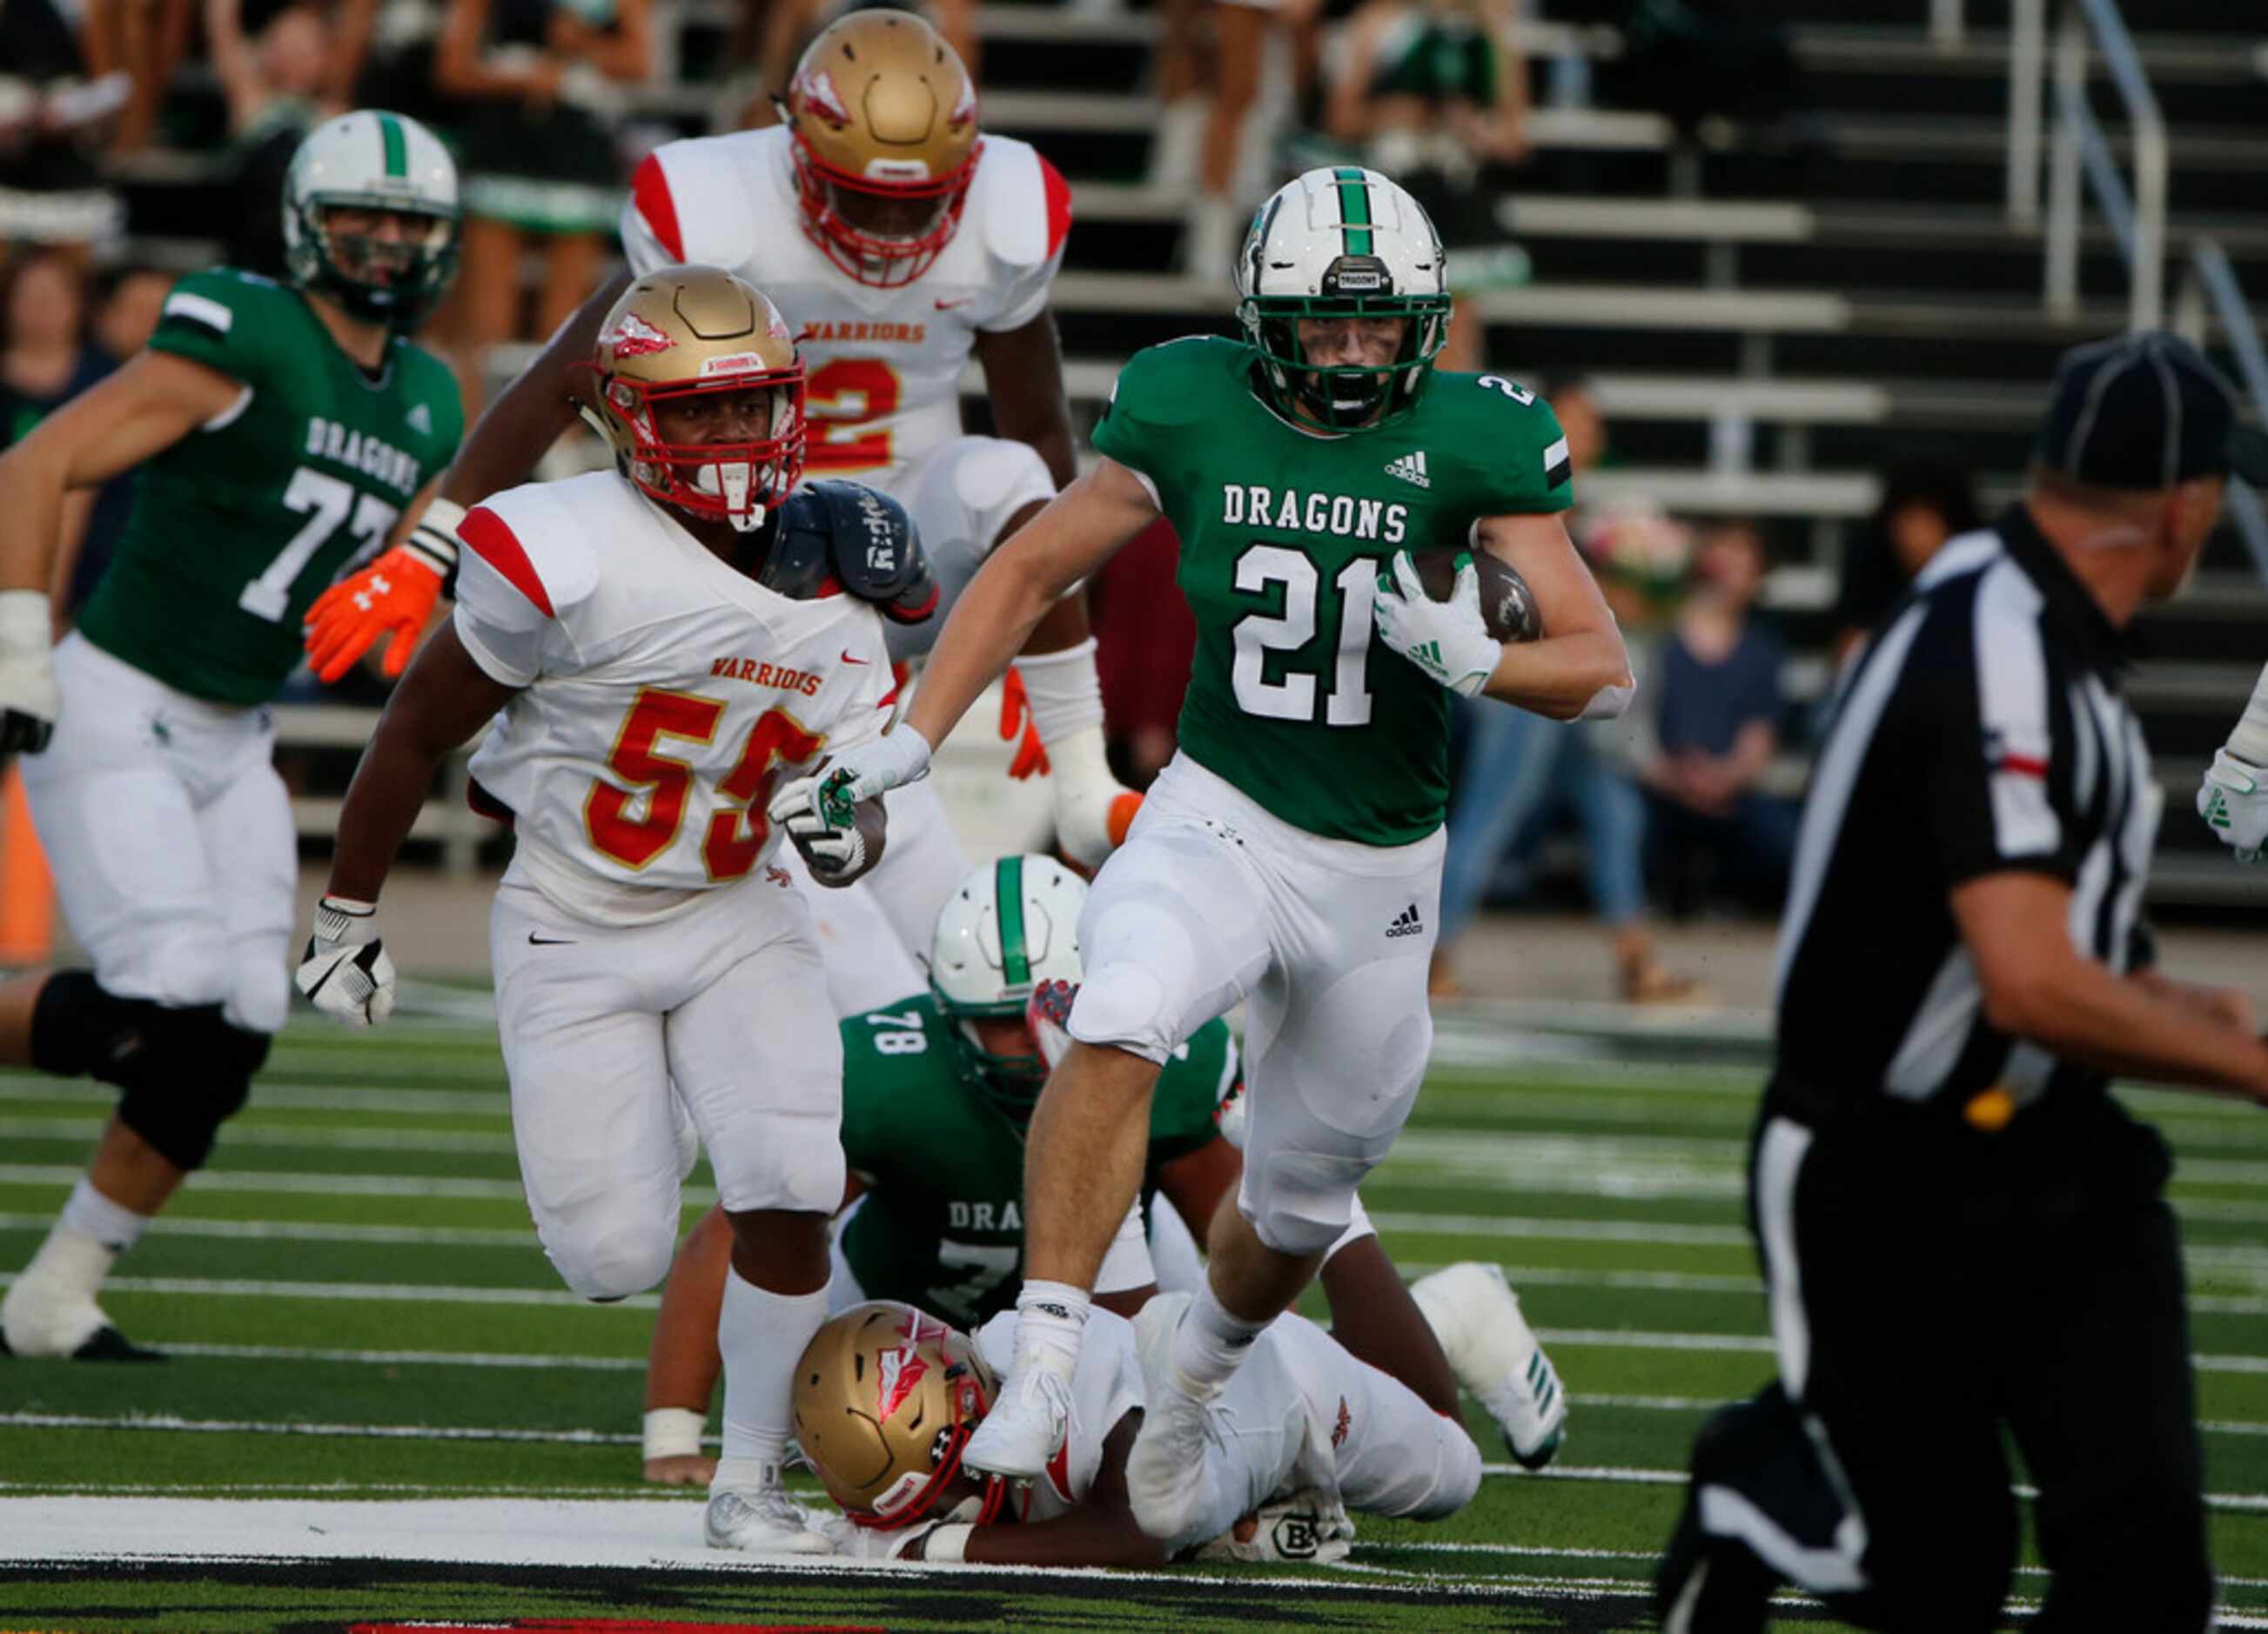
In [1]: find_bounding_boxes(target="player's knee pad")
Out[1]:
[1242,1147,1378,1257]
[952,438,1055,541]
[145,927,237,1012]
[1410,1419,1484,1520]
[546,1217,678,1303]
[117,1009,267,1173]
[1065,957,1177,1065]
[225,956,291,1038]
[709,1113,846,1217]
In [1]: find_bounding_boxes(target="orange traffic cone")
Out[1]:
[0,766,53,965]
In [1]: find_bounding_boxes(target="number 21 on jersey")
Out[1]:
[586,688,822,880]
[1231,545,1378,727]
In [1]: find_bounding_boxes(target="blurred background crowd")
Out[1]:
[0,0,2076,992]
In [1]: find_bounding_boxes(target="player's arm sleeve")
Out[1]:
[983,153,1073,333]
[1915,601,2083,887]
[145,271,269,407]
[449,500,587,686]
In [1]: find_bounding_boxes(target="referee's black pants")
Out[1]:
[1672,1096,2211,1632]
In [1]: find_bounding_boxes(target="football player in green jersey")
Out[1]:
[0,110,464,1361]
[789,165,1628,1537]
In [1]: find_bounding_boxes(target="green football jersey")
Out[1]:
[1090,336,1573,845]
[75,269,464,706]
[836,994,1241,1328]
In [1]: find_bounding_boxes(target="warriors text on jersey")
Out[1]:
[1090,337,1573,845]
[452,471,891,925]
[75,269,463,706]
[619,125,1070,493]
[837,994,1239,1326]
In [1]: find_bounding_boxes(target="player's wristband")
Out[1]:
[923,1523,973,1563]
[642,1406,707,1463]
[406,497,467,599]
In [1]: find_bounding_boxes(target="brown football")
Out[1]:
[1407,546,1544,644]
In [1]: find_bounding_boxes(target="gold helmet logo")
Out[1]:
[586,265,804,532]
[793,1301,1007,1529]
[783,12,983,288]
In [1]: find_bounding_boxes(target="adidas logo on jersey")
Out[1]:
[1386,902,1425,938]
[1385,452,1431,488]
[406,402,433,435]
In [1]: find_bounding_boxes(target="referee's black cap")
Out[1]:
[2035,330,2268,490]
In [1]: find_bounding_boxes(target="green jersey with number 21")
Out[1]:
[1091,335,1572,846]
[75,268,464,706]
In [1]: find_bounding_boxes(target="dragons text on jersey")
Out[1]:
[1220,486,1409,544]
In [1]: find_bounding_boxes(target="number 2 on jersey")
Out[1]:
[804,358,900,472]
[585,688,823,879]
[1231,545,1378,727]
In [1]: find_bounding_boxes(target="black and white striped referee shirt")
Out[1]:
[1769,504,2161,1123]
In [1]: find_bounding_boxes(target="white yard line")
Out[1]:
[0,1273,650,1309]
[0,1214,540,1248]
[0,1412,641,1444]
[160,1343,641,1370]
[0,1118,520,1155]
[0,1082,510,1115]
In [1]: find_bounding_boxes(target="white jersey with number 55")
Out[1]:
[619,126,1070,496]
[453,470,891,927]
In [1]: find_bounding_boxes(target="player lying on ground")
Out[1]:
[298,265,927,1556]
[305,13,1139,1022]
[639,855,1568,1485]
[786,164,1633,1541]
[795,1290,1486,1567]
[0,111,464,1361]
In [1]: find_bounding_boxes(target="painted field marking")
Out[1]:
[0,1274,652,1309]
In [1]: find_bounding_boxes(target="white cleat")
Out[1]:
[1410,1262,1567,1469]
[704,1479,835,1554]
[961,1360,1073,1481]
[1125,1291,1220,1544]
[0,1273,159,1362]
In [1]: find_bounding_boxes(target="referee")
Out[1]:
[1657,331,2268,1633]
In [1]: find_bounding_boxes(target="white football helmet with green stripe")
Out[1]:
[1237,165,1452,431]
[283,110,460,330]
[929,854,1087,1117]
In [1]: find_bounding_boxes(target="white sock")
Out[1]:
[1012,1280,1090,1383]
[2229,660,2268,766]
[1172,1282,1266,1396]
[61,1178,148,1254]
[1012,639,1104,746]
[713,1269,829,1489]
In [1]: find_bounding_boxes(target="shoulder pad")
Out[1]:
[761,480,937,624]
[975,135,1072,271]
[456,484,601,625]
[627,133,765,273]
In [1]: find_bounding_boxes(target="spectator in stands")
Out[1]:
[91,264,170,363]
[1181,0,1298,284]
[1607,0,1811,147]
[1430,375,1697,1003]
[436,0,653,397]
[1319,0,1530,369]
[1640,516,1796,914]
[0,251,132,621]
[206,0,357,279]
[1829,456,1983,663]
[0,0,131,263]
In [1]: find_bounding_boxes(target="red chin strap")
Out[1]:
[790,133,983,289]
[585,363,807,525]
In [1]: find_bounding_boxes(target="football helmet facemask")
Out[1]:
[782,12,983,289]
[583,266,807,533]
[1237,166,1452,431]
[929,854,1086,1119]
[283,110,460,329]
[794,1301,1008,1530]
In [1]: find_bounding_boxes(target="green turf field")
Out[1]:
[3,1019,2265,1631]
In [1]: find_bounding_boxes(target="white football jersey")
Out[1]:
[619,125,1070,498]
[976,1309,1144,1523]
[453,472,893,926]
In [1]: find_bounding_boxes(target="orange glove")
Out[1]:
[999,668,1050,780]
[1107,789,1142,848]
[303,546,446,682]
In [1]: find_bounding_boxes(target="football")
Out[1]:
[1408,546,1545,644]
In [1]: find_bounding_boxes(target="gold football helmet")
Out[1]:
[585,265,805,532]
[782,12,983,287]
[794,1301,1008,1530]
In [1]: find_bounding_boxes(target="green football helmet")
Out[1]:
[929,854,1086,1119]
[1236,165,1453,431]
[283,110,460,330]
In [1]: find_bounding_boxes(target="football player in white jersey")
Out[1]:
[790,1291,1484,1567]
[304,11,1137,1020]
[294,266,932,1556]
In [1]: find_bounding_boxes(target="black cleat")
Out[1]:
[2,1325,165,1362]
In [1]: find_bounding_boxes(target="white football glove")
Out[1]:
[294,895,398,1026]
[768,777,872,881]
[790,727,933,831]
[1193,1488,1355,1564]
[817,1513,945,1563]
[2199,748,2268,865]
[1372,552,1501,699]
[0,588,59,755]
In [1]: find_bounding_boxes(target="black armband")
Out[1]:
[761,479,937,623]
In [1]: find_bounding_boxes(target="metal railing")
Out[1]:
[2008,0,2167,331]
[2173,242,2268,582]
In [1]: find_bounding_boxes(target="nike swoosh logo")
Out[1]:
[842,650,870,665]
[527,933,576,946]
[934,298,972,311]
